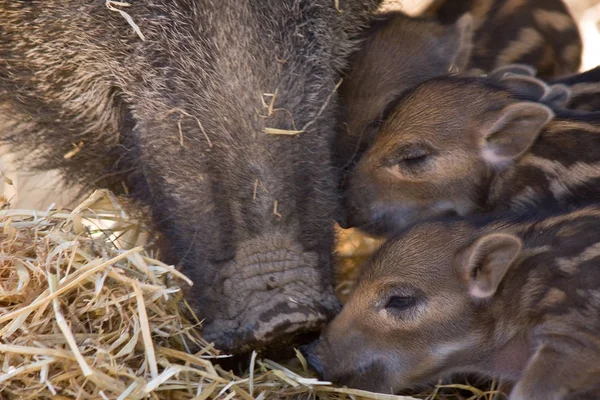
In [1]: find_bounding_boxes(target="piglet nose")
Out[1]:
[299,340,325,379]
[339,197,362,230]
[337,211,350,230]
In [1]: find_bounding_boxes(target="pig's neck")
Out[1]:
[477,331,531,382]
[485,119,600,213]
[441,323,531,384]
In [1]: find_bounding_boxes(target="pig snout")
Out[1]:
[300,340,325,379]
[339,195,365,230]
[200,235,341,353]
[340,179,393,234]
[341,194,420,237]
[300,328,395,392]
[337,171,365,230]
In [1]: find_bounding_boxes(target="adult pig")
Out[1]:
[0,0,382,353]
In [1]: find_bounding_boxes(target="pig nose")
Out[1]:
[339,196,362,230]
[337,211,350,229]
[337,175,358,229]
[299,340,325,379]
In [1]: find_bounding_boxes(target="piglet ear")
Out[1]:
[497,74,550,102]
[488,64,537,80]
[443,13,473,73]
[496,74,572,108]
[541,84,572,108]
[459,233,522,299]
[481,102,554,166]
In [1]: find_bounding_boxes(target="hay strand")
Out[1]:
[105,1,146,41]
[48,273,92,377]
[264,127,304,135]
[132,280,159,379]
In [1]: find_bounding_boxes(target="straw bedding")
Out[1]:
[2,1,598,397]
[1,0,599,397]
[0,192,495,399]
[0,190,392,399]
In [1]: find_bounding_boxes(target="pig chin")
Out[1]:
[333,360,452,395]
[197,234,340,353]
[322,356,398,393]
[326,355,433,394]
[360,201,461,236]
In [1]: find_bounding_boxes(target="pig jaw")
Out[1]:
[309,325,526,394]
[343,183,466,235]
[306,334,480,393]
[304,336,400,393]
[191,234,340,354]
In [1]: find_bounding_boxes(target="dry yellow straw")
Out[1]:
[0,190,490,399]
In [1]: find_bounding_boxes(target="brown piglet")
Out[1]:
[423,0,582,79]
[344,75,600,235]
[333,11,473,171]
[303,207,600,399]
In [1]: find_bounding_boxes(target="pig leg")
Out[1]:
[510,342,600,400]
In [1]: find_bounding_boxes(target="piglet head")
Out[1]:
[304,221,523,393]
[344,77,554,235]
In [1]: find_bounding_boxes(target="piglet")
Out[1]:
[304,207,600,399]
[423,0,582,79]
[334,11,473,173]
[344,75,600,235]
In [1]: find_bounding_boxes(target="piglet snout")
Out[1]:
[300,340,325,379]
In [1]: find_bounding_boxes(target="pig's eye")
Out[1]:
[385,296,416,311]
[384,144,432,170]
[398,153,428,168]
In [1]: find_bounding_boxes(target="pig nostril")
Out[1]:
[337,214,349,230]
[306,353,325,379]
[440,209,458,218]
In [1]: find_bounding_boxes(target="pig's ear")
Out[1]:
[541,84,572,108]
[480,102,554,166]
[497,74,550,102]
[459,233,522,299]
[488,64,537,80]
[443,13,473,73]
[495,73,571,108]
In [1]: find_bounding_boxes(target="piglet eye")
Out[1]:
[399,153,428,167]
[385,296,416,311]
[392,145,432,169]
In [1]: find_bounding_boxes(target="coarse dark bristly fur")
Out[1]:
[424,0,582,79]
[344,76,600,236]
[304,205,600,399]
[0,0,383,353]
